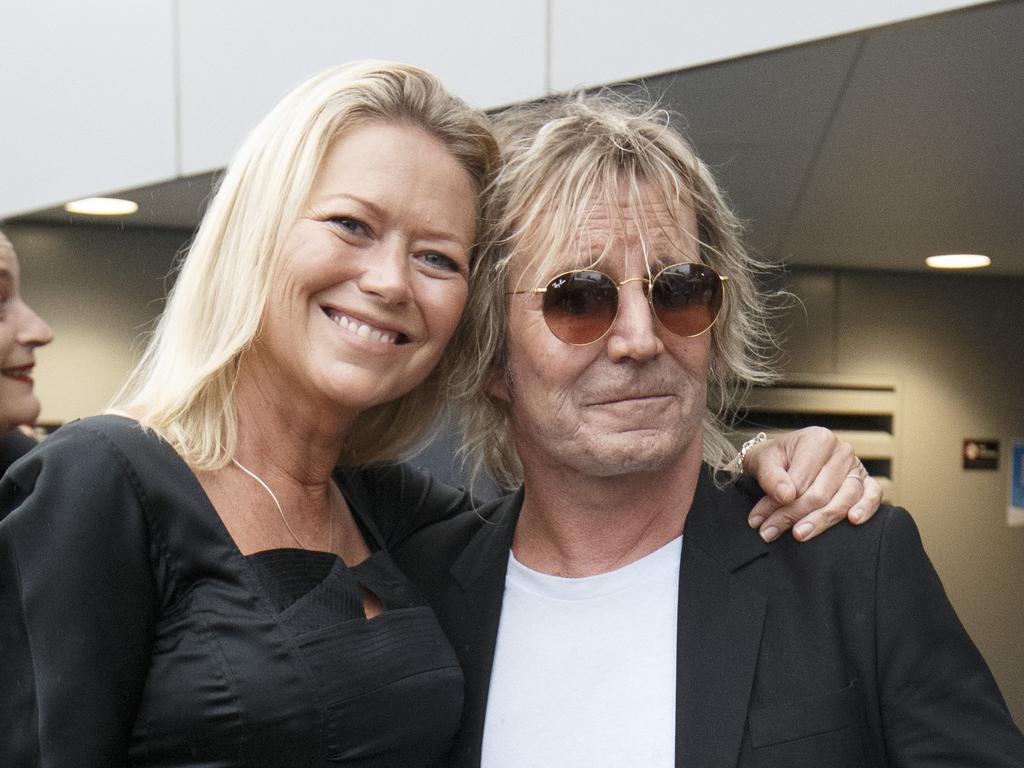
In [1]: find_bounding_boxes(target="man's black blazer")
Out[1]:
[394,466,1024,767]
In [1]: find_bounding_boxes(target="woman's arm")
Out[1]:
[0,423,157,767]
[372,426,882,549]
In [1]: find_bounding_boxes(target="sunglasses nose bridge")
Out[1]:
[616,275,649,287]
[615,275,652,302]
[609,275,661,331]
[614,274,657,322]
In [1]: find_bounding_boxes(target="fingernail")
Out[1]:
[795,522,814,540]
[749,515,765,528]
[850,507,864,523]
[760,526,779,543]
[778,482,794,500]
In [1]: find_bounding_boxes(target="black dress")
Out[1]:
[0,427,38,476]
[0,415,471,767]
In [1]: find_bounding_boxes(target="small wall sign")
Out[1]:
[963,439,999,470]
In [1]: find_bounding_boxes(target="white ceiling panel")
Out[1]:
[177,0,546,175]
[0,1,176,217]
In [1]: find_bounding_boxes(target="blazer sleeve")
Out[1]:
[875,508,1024,765]
[0,422,158,767]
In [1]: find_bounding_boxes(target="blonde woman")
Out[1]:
[0,63,876,767]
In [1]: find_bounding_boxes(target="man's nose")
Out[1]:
[605,280,664,362]
[358,240,413,304]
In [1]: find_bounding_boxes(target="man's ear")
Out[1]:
[485,365,511,403]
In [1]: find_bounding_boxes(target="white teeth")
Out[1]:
[330,312,399,345]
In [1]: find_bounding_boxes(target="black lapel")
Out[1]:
[442,490,523,768]
[676,467,768,767]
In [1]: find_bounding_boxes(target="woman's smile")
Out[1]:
[322,307,405,346]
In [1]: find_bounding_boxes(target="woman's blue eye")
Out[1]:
[420,251,461,273]
[331,217,367,235]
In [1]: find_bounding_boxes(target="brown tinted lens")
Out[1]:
[650,264,723,337]
[542,271,619,344]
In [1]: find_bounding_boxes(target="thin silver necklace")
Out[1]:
[231,458,333,552]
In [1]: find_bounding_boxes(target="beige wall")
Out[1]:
[781,267,1024,724]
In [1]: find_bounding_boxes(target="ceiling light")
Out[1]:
[64,197,139,216]
[925,254,991,270]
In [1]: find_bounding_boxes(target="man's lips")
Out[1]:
[1,364,35,384]
[589,393,674,406]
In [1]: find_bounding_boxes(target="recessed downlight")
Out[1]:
[925,254,991,270]
[64,197,139,216]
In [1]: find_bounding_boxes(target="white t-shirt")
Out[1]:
[480,536,683,767]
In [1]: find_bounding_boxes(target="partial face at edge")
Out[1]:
[0,235,54,432]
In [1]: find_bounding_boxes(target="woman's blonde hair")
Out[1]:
[450,90,778,489]
[111,60,499,469]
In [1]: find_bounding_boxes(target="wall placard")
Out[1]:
[963,439,999,470]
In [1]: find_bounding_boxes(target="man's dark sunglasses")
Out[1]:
[508,262,727,345]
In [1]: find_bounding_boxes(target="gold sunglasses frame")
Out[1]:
[507,262,729,346]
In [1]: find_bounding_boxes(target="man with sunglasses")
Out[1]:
[396,92,1024,767]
